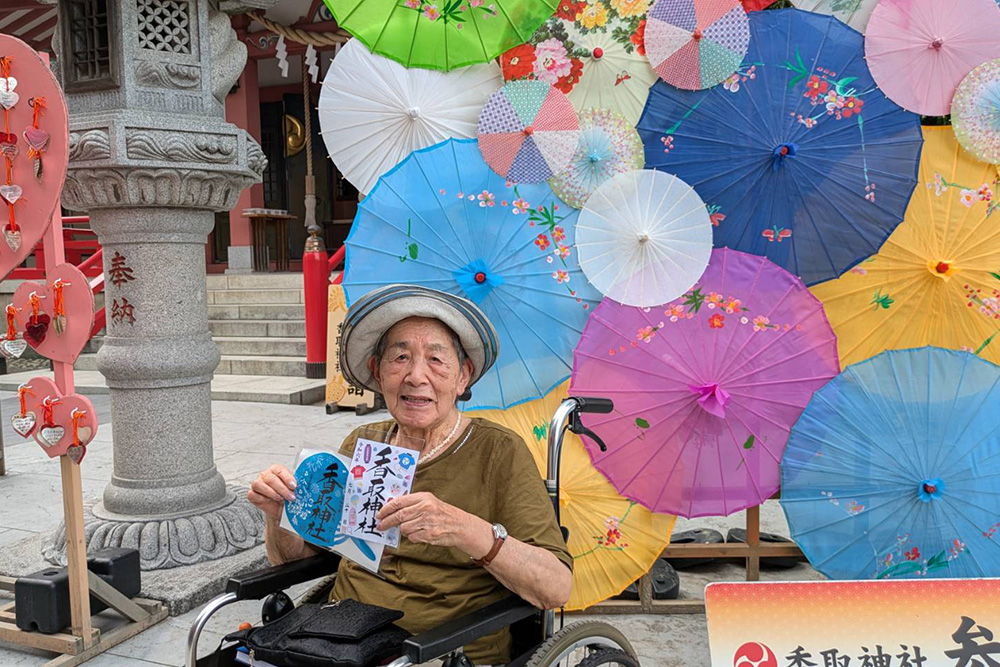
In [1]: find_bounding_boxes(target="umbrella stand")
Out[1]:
[580,496,803,615]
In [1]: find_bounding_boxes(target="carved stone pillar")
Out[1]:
[43,0,274,569]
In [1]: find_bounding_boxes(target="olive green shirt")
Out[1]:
[330,417,572,665]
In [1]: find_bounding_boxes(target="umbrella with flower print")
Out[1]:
[498,1,659,125]
[570,247,840,517]
[781,347,1000,580]
[790,0,879,33]
[637,8,923,286]
[811,128,1000,369]
[549,108,645,209]
[344,138,602,410]
[644,0,750,90]
[952,58,1000,165]
[322,0,558,71]
[467,381,675,610]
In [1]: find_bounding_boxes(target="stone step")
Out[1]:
[207,304,305,320]
[217,355,306,377]
[208,319,306,337]
[0,370,325,405]
[206,273,303,290]
[213,336,306,357]
[208,288,303,305]
[76,351,308,376]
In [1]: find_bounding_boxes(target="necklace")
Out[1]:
[421,413,463,464]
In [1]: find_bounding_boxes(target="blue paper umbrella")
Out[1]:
[344,138,601,410]
[781,347,1000,580]
[636,8,923,286]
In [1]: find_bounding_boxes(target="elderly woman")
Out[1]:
[248,285,573,666]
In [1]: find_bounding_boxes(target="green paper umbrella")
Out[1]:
[324,0,559,71]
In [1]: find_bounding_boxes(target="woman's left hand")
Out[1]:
[376,491,490,555]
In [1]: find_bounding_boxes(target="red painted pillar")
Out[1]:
[224,53,263,272]
[303,227,328,378]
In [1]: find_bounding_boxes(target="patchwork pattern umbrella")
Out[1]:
[645,0,750,90]
[637,8,924,286]
[865,0,1000,116]
[952,58,1000,165]
[344,138,601,410]
[811,128,1000,368]
[322,0,558,71]
[576,169,713,307]
[790,0,878,33]
[570,248,840,517]
[318,39,502,196]
[478,80,580,183]
[549,108,644,209]
[782,347,1000,580]
[499,5,658,125]
[468,382,675,610]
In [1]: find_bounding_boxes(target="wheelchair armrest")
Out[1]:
[224,551,340,601]
[401,596,539,664]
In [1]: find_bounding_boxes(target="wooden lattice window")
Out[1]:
[61,0,118,91]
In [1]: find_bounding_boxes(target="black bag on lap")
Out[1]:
[224,599,411,667]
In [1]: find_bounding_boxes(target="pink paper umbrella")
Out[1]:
[570,248,840,518]
[865,0,1000,116]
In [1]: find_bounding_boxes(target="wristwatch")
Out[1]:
[472,523,507,567]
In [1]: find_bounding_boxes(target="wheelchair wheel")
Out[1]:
[525,620,638,667]
[577,649,640,667]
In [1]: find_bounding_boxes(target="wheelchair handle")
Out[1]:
[571,396,614,414]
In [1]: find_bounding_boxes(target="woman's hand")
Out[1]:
[248,464,298,521]
[377,492,493,556]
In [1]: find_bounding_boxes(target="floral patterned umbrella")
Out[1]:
[344,138,602,410]
[952,58,1000,165]
[549,108,644,209]
[499,1,658,125]
[637,8,924,286]
[782,347,1000,580]
[811,128,1000,368]
[468,381,675,610]
[571,248,840,517]
[644,0,750,90]
[322,0,558,71]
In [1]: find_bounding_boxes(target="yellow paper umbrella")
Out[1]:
[811,127,1000,367]
[468,382,675,610]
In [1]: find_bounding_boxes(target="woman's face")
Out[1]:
[370,317,472,432]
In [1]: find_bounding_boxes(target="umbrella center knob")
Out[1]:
[930,37,944,50]
[692,29,703,41]
[919,477,945,502]
[936,261,950,274]
[637,233,650,244]
[588,152,603,163]
[474,271,487,284]
[592,47,604,59]
[523,126,534,136]
[406,106,420,119]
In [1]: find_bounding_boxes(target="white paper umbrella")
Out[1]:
[790,0,879,33]
[576,170,713,307]
[318,39,502,195]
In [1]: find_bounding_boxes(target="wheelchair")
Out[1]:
[187,396,639,667]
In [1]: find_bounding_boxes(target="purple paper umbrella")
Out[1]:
[570,248,840,517]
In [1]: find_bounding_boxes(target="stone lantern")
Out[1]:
[44,0,279,569]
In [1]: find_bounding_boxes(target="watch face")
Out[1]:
[493,523,508,540]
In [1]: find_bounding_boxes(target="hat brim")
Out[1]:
[340,285,499,396]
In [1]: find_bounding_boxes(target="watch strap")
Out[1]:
[472,531,506,567]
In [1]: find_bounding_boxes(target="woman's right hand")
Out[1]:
[248,464,298,521]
